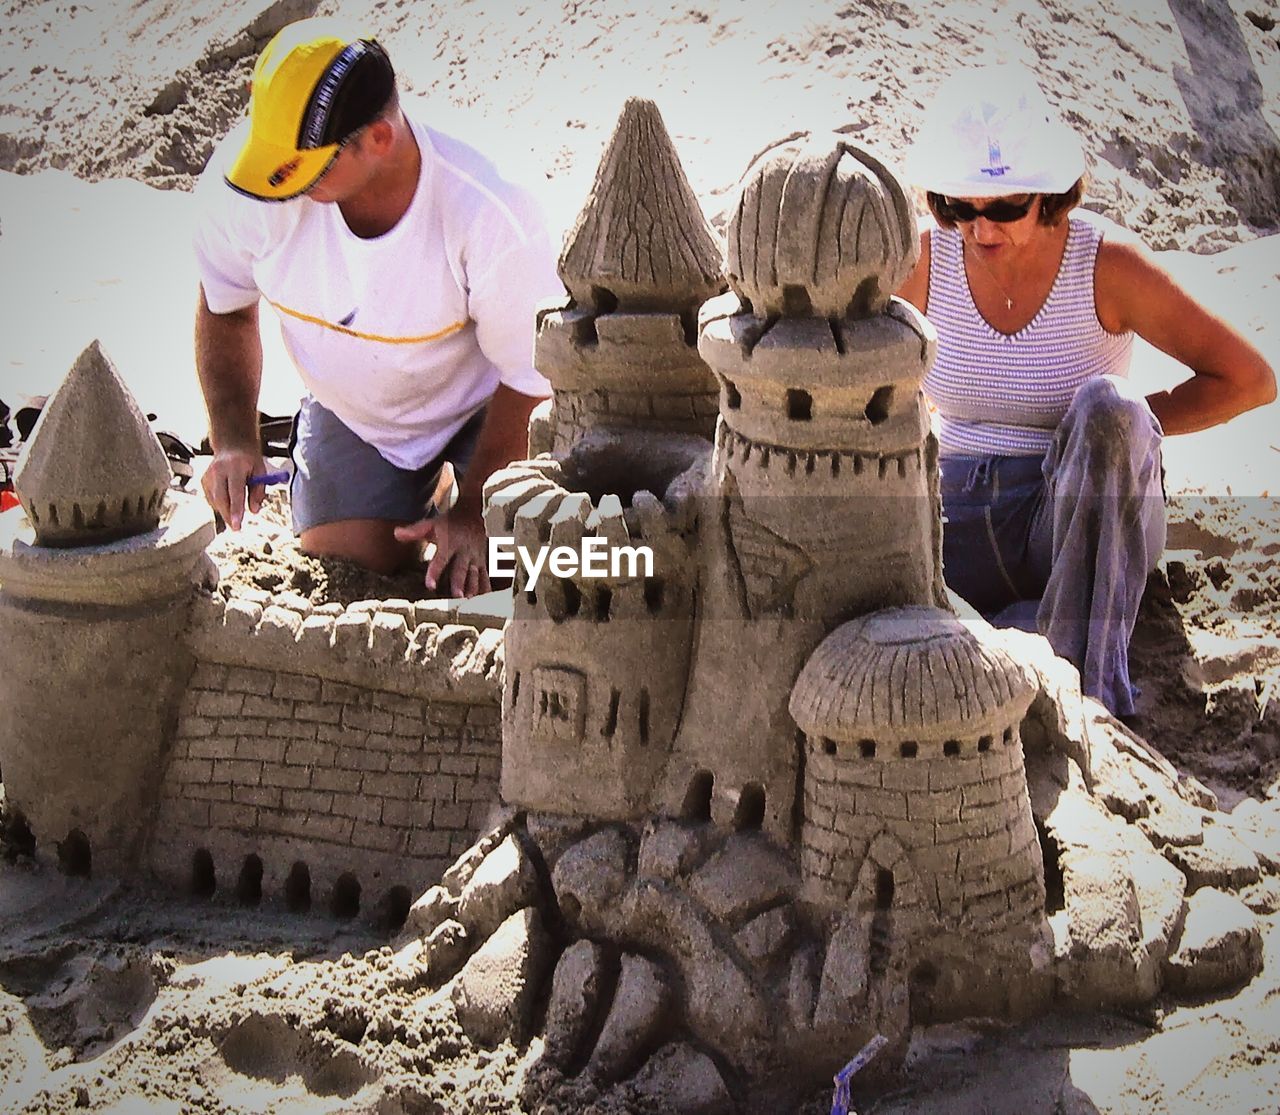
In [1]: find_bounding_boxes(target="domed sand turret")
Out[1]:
[791,607,1045,938]
[789,606,1050,1026]
[727,133,918,319]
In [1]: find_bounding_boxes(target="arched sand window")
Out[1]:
[376,885,413,933]
[4,813,35,859]
[734,784,766,831]
[682,771,714,822]
[865,386,893,425]
[875,867,895,910]
[786,388,813,421]
[285,861,311,913]
[237,854,263,906]
[58,829,92,878]
[191,849,215,898]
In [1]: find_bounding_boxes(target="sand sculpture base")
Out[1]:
[396,636,1271,1105]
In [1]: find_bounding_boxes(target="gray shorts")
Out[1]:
[289,397,485,534]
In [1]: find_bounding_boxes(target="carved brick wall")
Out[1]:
[146,591,505,922]
[551,388,719,457]
[800,724,1044,936]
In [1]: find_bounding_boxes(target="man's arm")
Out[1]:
[453,382,544,519]
[1095,240,1276,435]
[195,285,267,529]
[394,382,544,597]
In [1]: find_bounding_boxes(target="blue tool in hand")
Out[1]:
[248,470,291,487]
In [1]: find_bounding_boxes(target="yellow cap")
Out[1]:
[225,19,394,201]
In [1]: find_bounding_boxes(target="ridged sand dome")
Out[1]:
[726,132,918,320]
[789,606,1035,742]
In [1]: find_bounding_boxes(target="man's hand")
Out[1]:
[195,291,267,529]
[392,385,544,598]
[201,445,268,530]
[394,505,491,598]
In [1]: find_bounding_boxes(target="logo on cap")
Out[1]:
[980,137,1010,178]
[268,158,303,187]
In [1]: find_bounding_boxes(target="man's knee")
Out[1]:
[299,519,415,575]
[1066,375,1159,454]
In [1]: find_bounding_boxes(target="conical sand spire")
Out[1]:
[559,98,723,313]
[15,340,171,547]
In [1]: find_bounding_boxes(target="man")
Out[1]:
[194,18,559,597]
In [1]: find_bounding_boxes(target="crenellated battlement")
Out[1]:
[716,421,927,484]
[487,437,707,822]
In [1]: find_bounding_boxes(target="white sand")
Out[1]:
[2,2,1279,1112]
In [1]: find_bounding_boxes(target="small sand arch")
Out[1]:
[237,854,264,907]
[285,862,311,914]
[331,873,361,920]
[57,829,92,877]
[191,849,215,898]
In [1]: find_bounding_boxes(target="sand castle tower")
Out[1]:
[658,133,948,839]
[491,100,716,819]
[0,341,215,874]
[702,133,946,622]
[789,607,1050,1019]
[534,97,724,456]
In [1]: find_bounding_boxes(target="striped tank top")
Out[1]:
[923,216,1134,457]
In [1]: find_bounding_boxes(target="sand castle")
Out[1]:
[0,344,506,917]
[0,100,1273,1110]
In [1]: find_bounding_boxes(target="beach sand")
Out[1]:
[2,2,1279,1111]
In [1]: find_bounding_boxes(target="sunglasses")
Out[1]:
[935,194,1037,223]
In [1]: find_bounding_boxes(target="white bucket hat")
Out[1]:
[906,64,1086,197]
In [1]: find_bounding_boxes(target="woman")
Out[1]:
[896,65,1275,718]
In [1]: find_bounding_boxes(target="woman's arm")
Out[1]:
[1094,240,1276,435]
[895,228,932,314]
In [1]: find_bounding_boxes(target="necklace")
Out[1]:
[964,245,1015,311]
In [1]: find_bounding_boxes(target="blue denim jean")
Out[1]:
[940,376,1166,717]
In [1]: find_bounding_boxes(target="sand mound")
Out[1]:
[2,2,1280,1113]
[2,1,1279,248]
